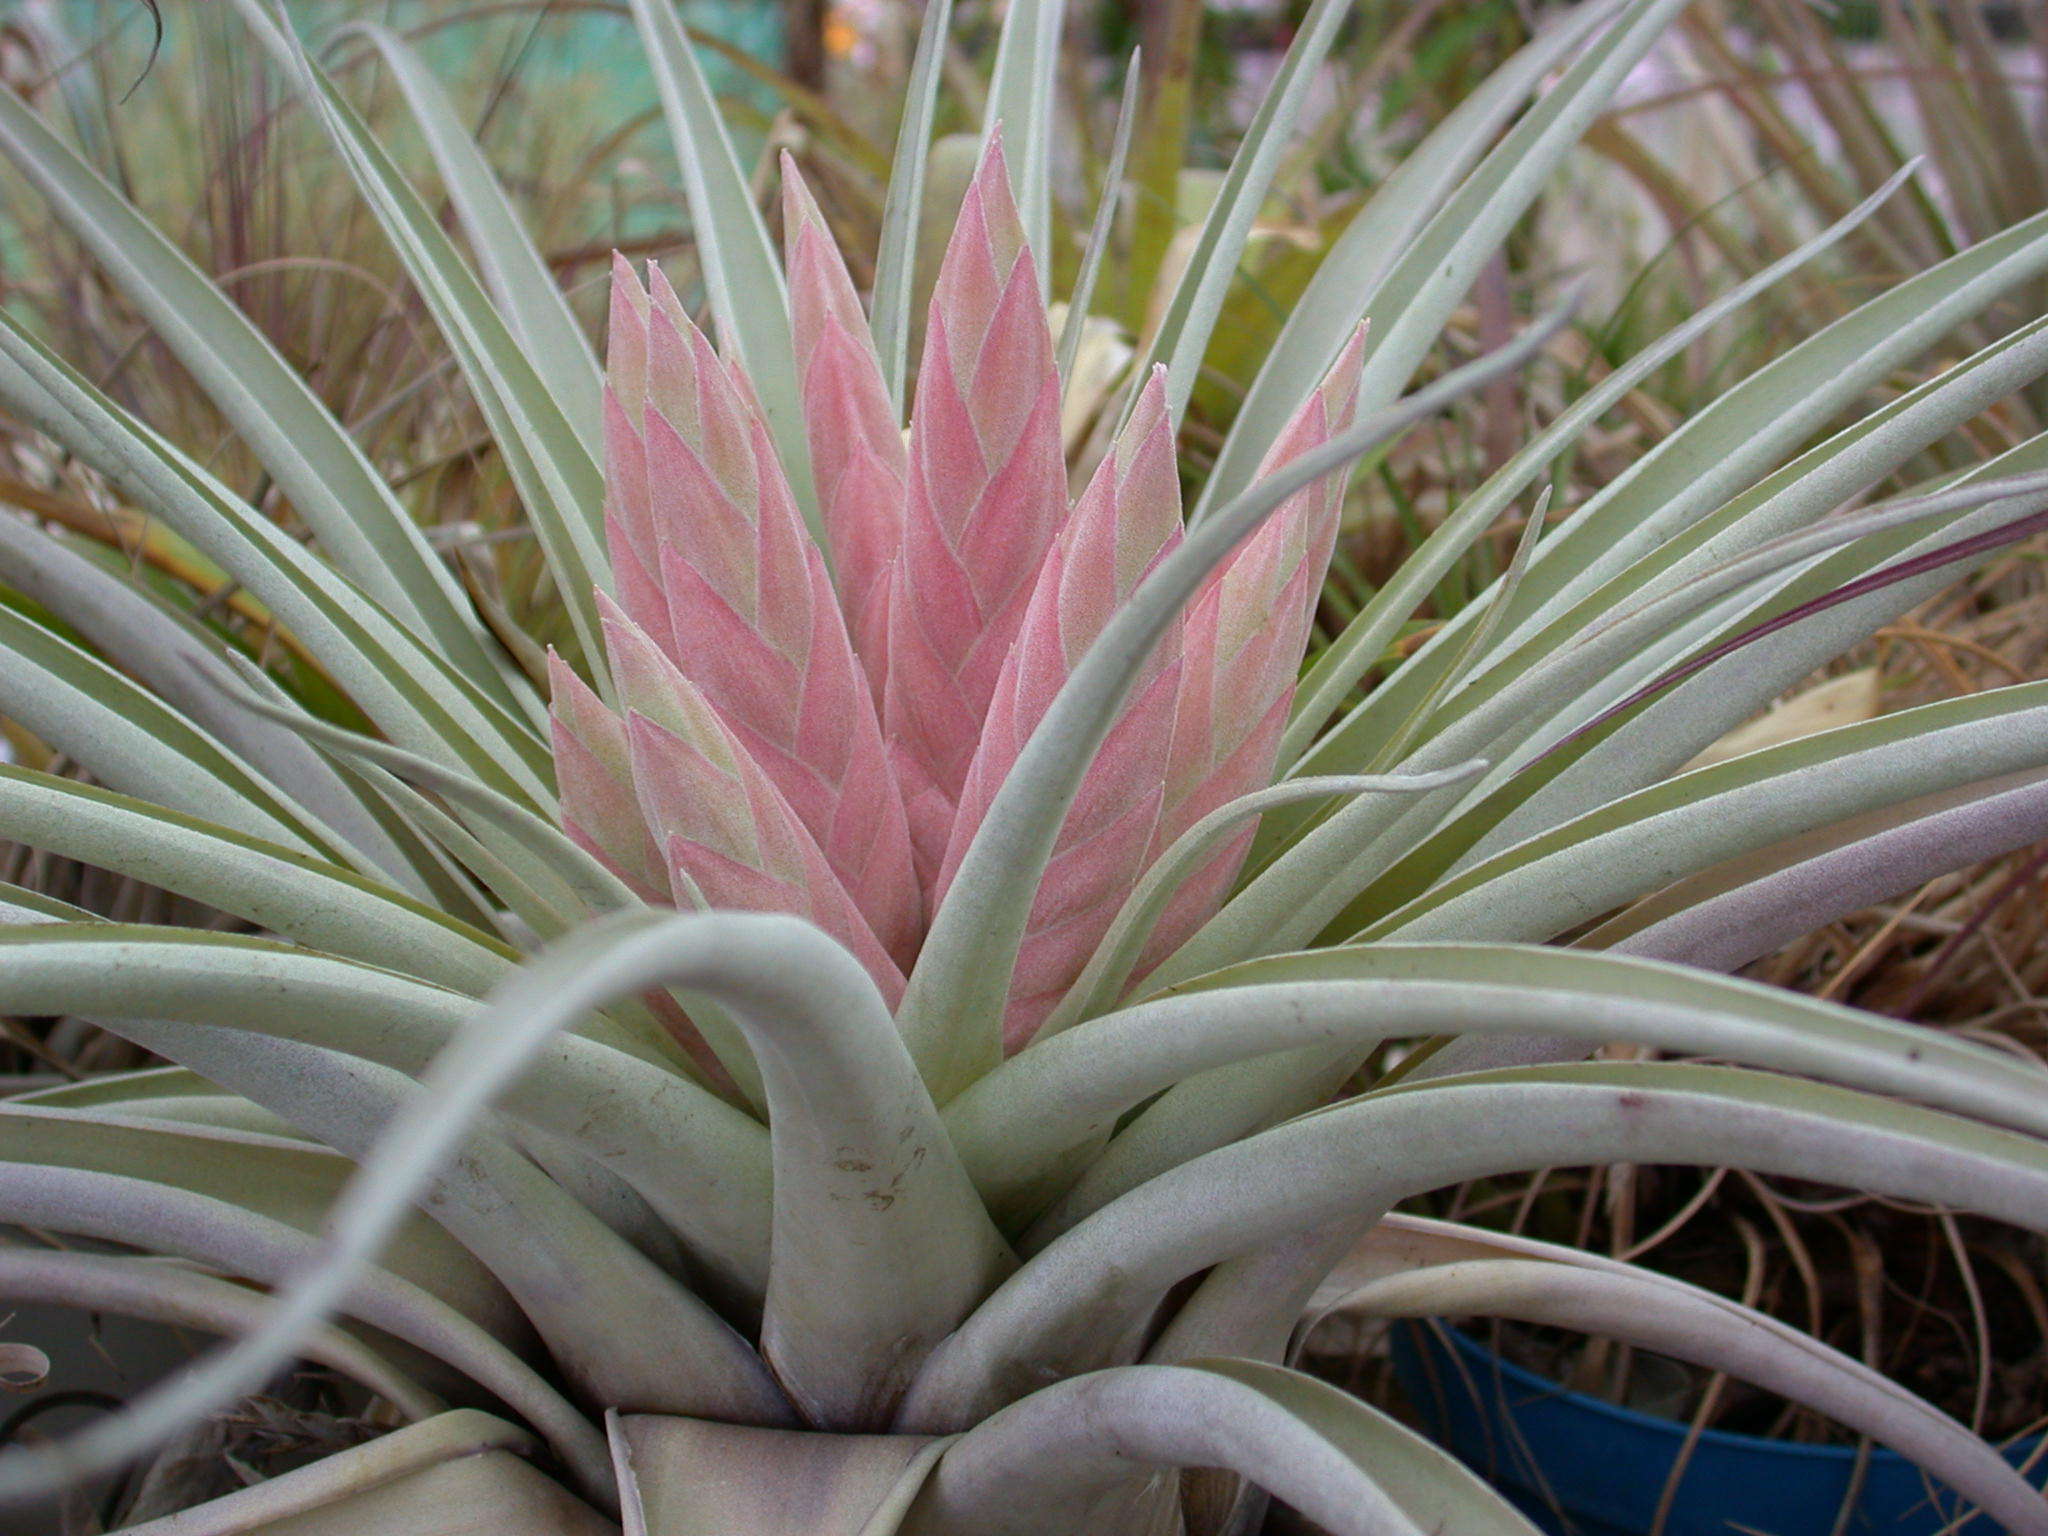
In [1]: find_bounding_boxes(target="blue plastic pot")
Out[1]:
[1388,1322,2046,1536]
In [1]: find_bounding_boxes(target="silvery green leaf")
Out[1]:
[0,80,528,715]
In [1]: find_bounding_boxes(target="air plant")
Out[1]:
[2,1,2048,1534]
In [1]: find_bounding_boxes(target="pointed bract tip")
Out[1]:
[608,252,649,316]
[545,648,598,720]
[544,645,575,691]
[1330,321,1369,381]
[592,587,639,651]
[645,260,688,320]
[779,150,826,235]
[1320,321,1371,421]
[606,259,654,420]
[935,123,1032,305]
[1132,364,1170,419]
[959,123,1022,239]
[972,124,1012,197]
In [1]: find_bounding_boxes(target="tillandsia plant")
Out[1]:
[4,1,2048,1533]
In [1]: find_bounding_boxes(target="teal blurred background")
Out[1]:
[1,1,791,115]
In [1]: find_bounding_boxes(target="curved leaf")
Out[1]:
[901,1360,1520,1536]
[0,1159,609,1500]
[1605,769,2048,970]
[1358,683,2048,946]
[107,1022,790,1429]
[950,943,2048,1217]
[0,924,770,1295]
[0,81,524,711]
[900,1064,2048,1430]
[0,1247,438,1420]
[898,292,1580,1100]
[435,909,1010,1429]
[0,1104,515,1335]
[0,767,514,998]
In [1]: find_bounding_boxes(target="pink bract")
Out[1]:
[550,135,1366,1063]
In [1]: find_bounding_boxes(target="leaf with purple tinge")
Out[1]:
[783,155,906,703]
[939,368,1185,1049]
[601,595,907,1007]
[1134,325,1369,980]
[606,259,923,966]
[885,127,1070,889]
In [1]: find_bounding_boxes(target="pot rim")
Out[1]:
[1395,1320,2046,1466]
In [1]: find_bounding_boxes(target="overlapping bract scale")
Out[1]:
[599,595,906,1005]
[783,155,904,704]
[883,127,1070,883]
[1136,323,1370,977]
[940,368,1184,1047]
[548,650,669,905]
[596,256,921,970]
[548,140,1367,1054]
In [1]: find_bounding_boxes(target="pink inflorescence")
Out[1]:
[552,131,1365,1053]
